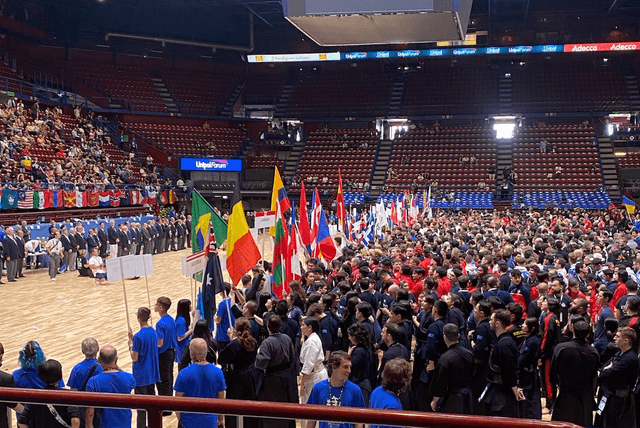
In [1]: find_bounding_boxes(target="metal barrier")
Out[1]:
[0,387,581,428]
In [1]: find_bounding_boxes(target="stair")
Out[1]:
[274,84,294,117]
[597,136,622,201]
[498,75,512,114]
[625,75,640,111]
[150,76,180,114]
[387,74,407,117]
[495,137,514,200]
[282,137,307,186]
[369,139,393,198]
[221,82,245,117]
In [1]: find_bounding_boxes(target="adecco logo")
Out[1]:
[571,44,599,52]
[611,43,638,51]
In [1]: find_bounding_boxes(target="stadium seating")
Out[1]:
[387,127,497,191]
[511,124,602,192]
[512,191,610,210]
[243,74,286,105]
[125,122,244,157]
[378,191,493,210]
[291,128,379,193]
[511,65,628,113]
[159,69,239,115]
[244,154,284,171]
[617,152,640,168]
[286,73,392,118]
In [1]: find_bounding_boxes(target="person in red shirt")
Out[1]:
[409,267,426,300]
[398,264,413,286]
[611,269,629,310]
[565,278,586,301]
[434,266,451,297]
[392,259,403,279]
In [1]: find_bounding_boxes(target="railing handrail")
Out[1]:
[0,387,581,428]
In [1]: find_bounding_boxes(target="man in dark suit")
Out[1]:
[87,228,100,255]
[68,228,78,271]
[74,225,87,254]
[157,220,166,254]
[185,215,191,249]
[134,223,143,255]
[3,227,19,282]
[127,223,138,256]
[60,227,74,272]
[141,224,152,254]
[176,220,186,250]
[118,224,130,257]
[97,223,108,258]
[150,220,159,255]
[107,220,119,258]
[15,229,25,278]
[168,219,177,252]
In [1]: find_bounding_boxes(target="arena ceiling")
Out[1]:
[2,0,640,55]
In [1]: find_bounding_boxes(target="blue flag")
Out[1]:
[1,189,18,209]
[201,251,226,329]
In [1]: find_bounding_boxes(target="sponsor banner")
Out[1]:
[180,158,242,172]
[248,52,340,63]
[564,42,640,53]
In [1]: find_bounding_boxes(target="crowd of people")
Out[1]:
[0,99,167,195]
[6,204,640,428]
[0,213,192,284]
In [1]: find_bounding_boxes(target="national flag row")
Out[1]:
[0,188,178,210]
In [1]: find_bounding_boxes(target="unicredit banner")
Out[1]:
[180,158,242,172]
[247,42,639,63]
[564,42,640,53]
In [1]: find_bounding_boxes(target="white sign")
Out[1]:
[182,251,207,276]
[254,213,275,229]
[106,257,122,282]
[106,255,154,281]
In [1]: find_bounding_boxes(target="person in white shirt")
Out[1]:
[299,318,328,404]
[46,230,64,281]
[88,247,107,285]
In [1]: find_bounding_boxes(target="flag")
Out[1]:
[17,190,33,209]
[159,190,168,205]
[99,191,111,207]
[147,189,157,204]
[52,189,63,207]
[310,188,321,257]
[201,245,226,328]
[33,191,44,210]
[390,199,397,226]
[272,202,288,299]
[63,190,76,208]
[426,186,433,218]
[270,167,291,237]
[191,189,227,250]
[226,185,261,285]
[288,202,302,284]
[361,213,374,246]
[316,202,338,261]
[87,191,99,207]
[131,189,142,205]
[336,168,347,233]
[119,190,130,206]
[194,289,204,324]
[624,195,636,214]
[44,190,53,208]
[110,190,121,207]
[1,189,17,209]
[76,190,86,208]
[298,181,311,255]
[169,189,176,204]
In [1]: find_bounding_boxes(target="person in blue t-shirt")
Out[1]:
[174,299,193,363]
[85,345,136,428]
[13,341,64,389]
[369,358,412,428]
[155,296,177,404]
[214,284,236,348]
[128,307,160,428]
[174,338,227,428]
[305,351,366,428]
[67,337,103,391]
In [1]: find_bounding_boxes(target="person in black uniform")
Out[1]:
[517,317,541,419]
[74,225,87,254]
[550,317,599,427]
[540,296,561,411]
[97,223,108,258]
[480,309,524,417]
[157,220,166,254]
[470,300,495,415]
[429,323,474,414]
[415,299,447,411]
[596,326,639,428]
[15,229,25,279]
[378,322,410,385]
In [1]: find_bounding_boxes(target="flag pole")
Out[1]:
[142,258,152,323]
[119,258,132,333]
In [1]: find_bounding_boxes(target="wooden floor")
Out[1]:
[1,247,208,428]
